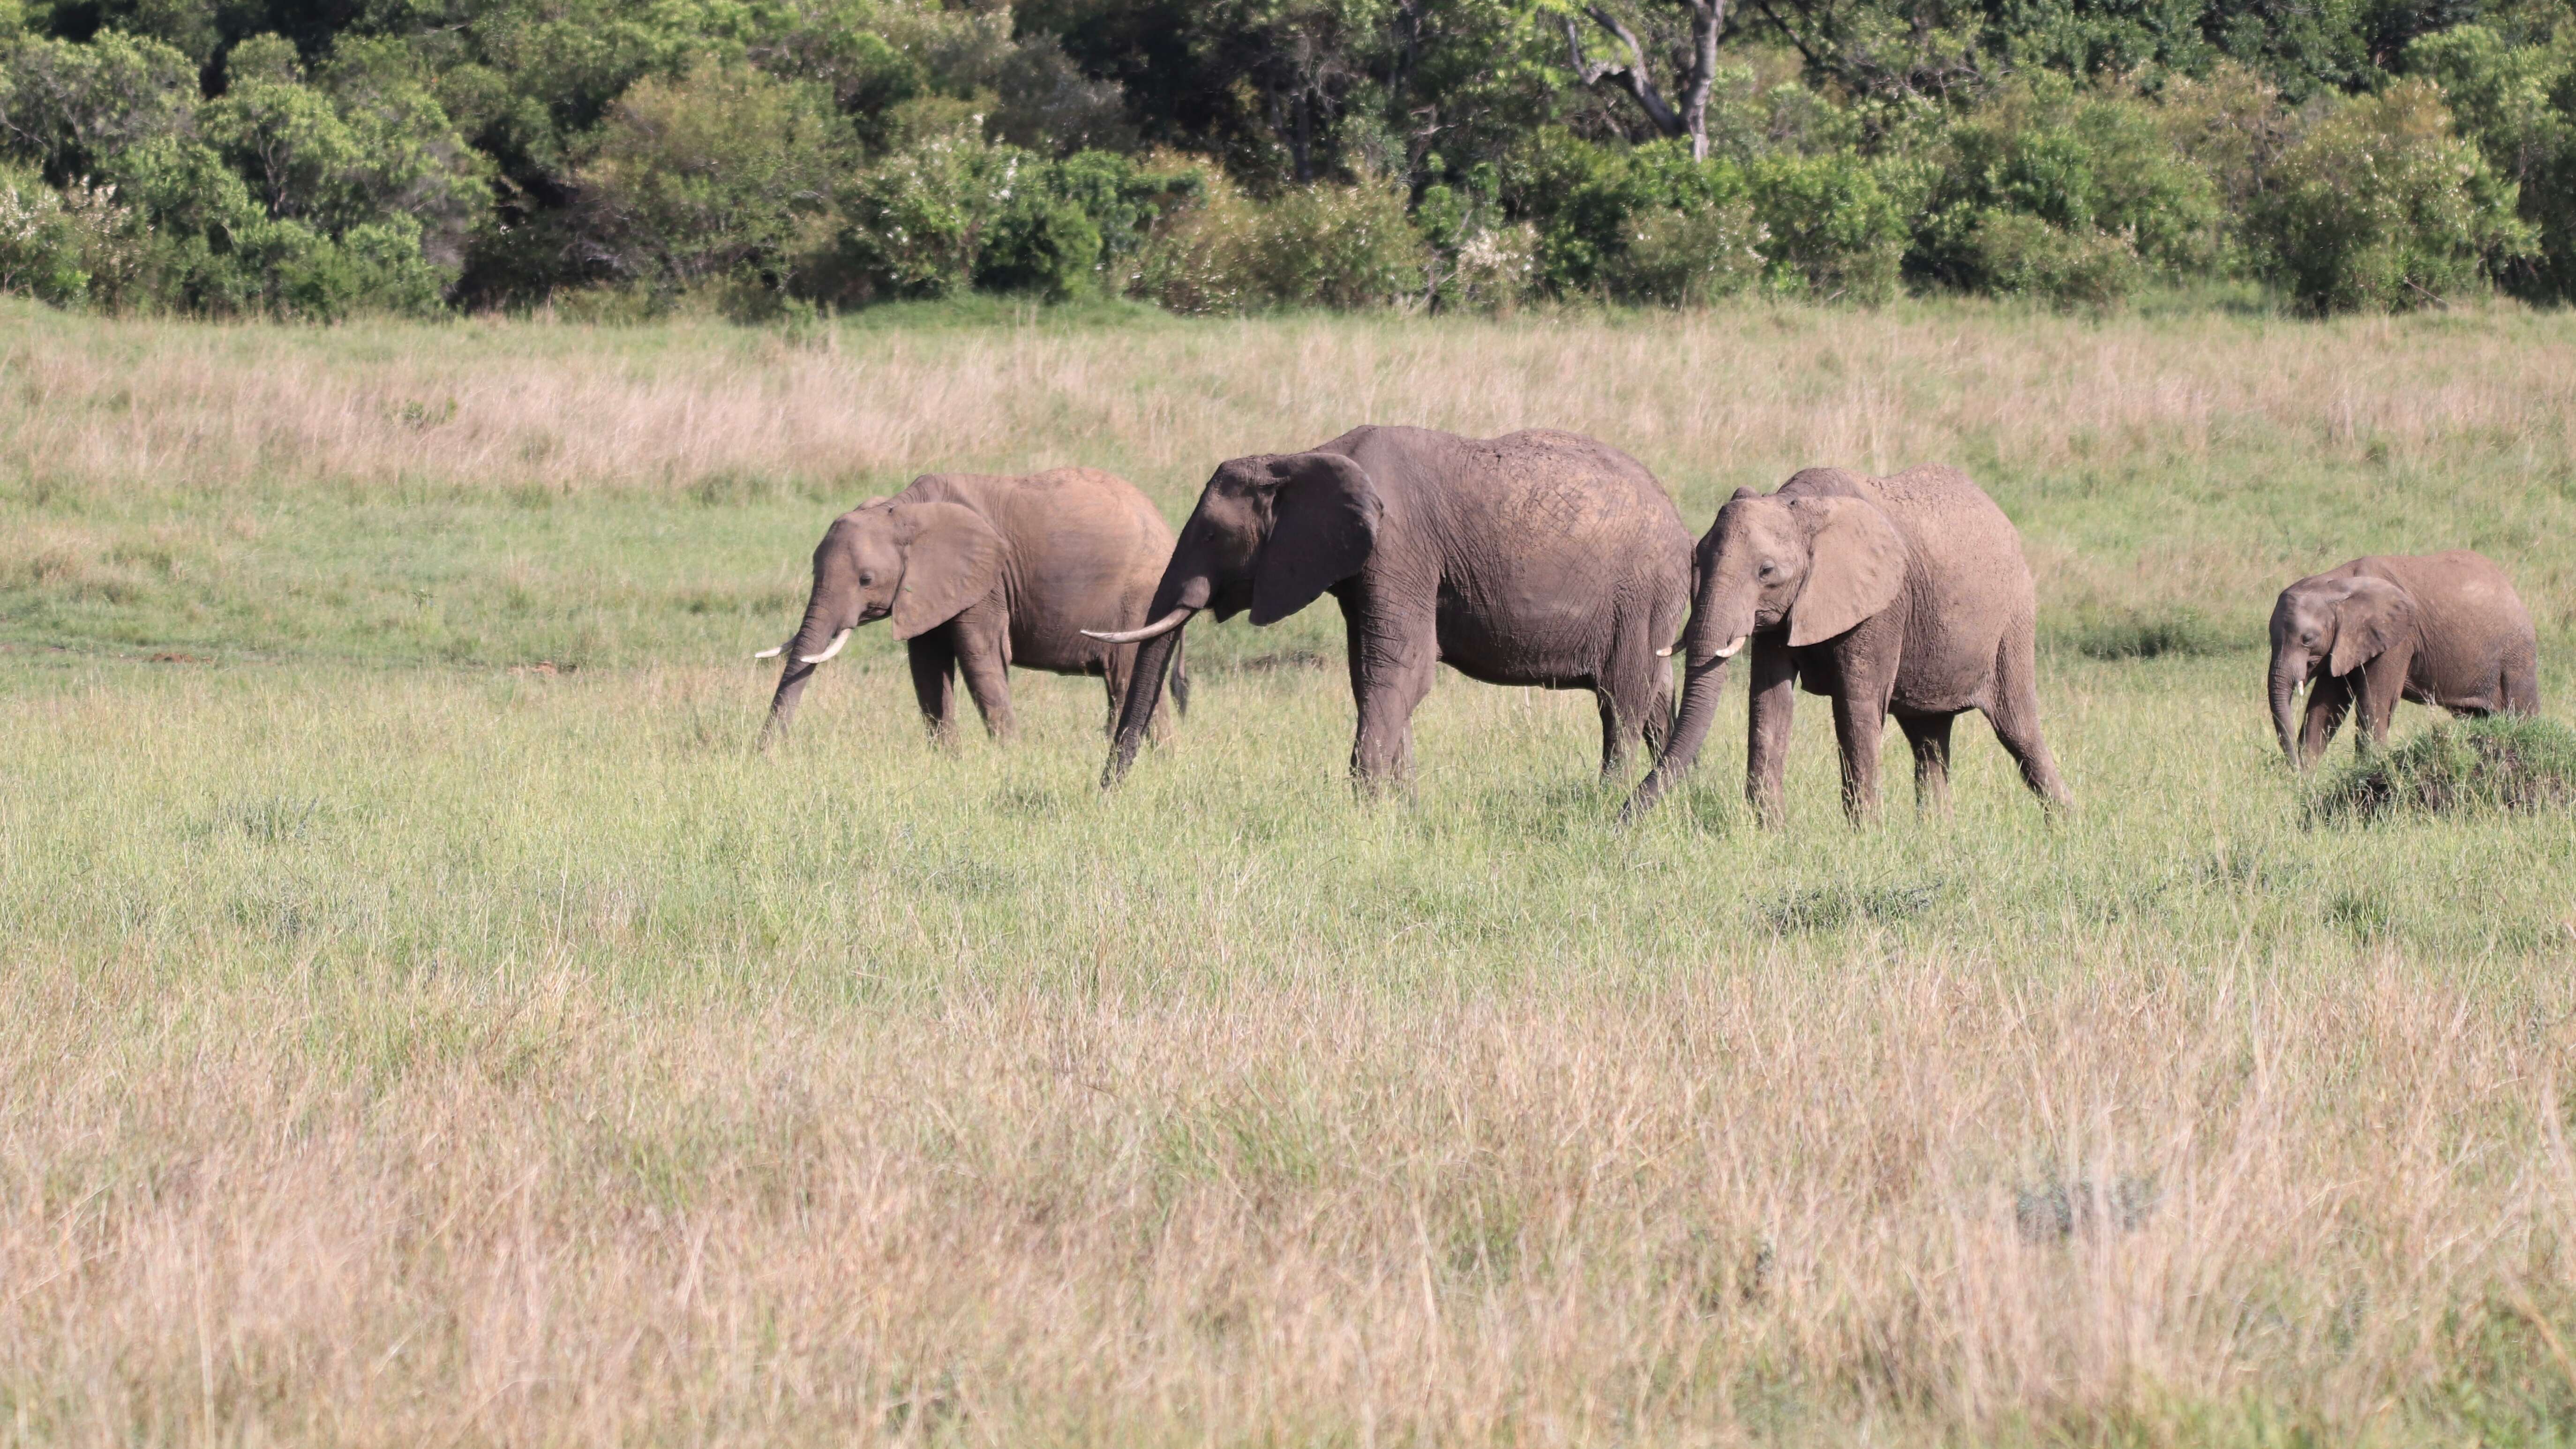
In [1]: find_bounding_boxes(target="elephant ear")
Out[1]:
[890,501,1006,640]
[1785,496,1908,648]
[1250,452,1382,626]
[2328,577,2414,678]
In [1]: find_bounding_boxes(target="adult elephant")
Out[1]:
[757,468,1185,745]
[1624,465,2070,825]
[2267,551,2538,768]
[1088,426,1692,788]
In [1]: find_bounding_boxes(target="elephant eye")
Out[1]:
[858,571,877,587]
[1758,562,1779,579]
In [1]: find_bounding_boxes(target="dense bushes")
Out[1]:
[2250,78,2533,312]
[0,0,2570,319]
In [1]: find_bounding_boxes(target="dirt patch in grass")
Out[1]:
[2310,715,2576,823]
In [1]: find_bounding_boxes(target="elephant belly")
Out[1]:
[1434,608,1609,690]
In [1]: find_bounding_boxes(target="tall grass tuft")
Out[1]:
[2310,713,2576,821]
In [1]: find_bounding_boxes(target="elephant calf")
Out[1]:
[1625,465,2071,826]
[1089,425,1692,788]
[758,468,1186,745]
[2267,551,2539,768]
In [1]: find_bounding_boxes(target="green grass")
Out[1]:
[2,300,2575,1445]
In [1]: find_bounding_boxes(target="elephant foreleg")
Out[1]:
[907,635,960,744]
[1830,688,1889,826]
[1897,713,1954,816]
[949,599,1017,742]
[2298,675,2351,767]
[1344,592,1436,794]
[2354,645,2414,755]
[1744,640,1799,827]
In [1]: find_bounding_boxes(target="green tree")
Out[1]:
[2251,75,2534,311]
[573,58,845,291]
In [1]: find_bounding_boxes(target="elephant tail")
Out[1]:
[1170,632,1191,718]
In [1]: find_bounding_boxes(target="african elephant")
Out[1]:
[1624,465,2070,826]
[757,467,1186,745]
[1089,425,1692,788]
[2266,551,2538,768]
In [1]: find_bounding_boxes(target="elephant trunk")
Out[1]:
[1622,640,1731,822]
[1102,574,1211,786]
[2268,646,2306,770]
[1621,576,1753,822]
[758,594,842,749]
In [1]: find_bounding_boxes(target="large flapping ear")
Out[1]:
[1250,452,1382,626]
[2328,576,2415,678]
[1784,495,1908,648]
[889,500,1006,639]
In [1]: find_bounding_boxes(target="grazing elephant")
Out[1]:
[1089,425,1692,788]
[757,468,1186,745]
[1624,465,2070,825]
[2266,551,2539,768]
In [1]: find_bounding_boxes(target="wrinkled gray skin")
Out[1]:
[1100,425,1691,788]
[759,468,1185,745]
[2266,551,2538,768]
[1625,465,2070,826]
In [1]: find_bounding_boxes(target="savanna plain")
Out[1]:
[4,296,2576,1446]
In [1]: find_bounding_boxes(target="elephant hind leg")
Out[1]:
[1983,627,2071,812]
[1595,622,1676,783]
[1897,712,1955,816]
[2506,652,2541,715]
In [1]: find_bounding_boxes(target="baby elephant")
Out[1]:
[2267,551,2538,768]
[757,468,1185,745]
[1625,465,2070,826]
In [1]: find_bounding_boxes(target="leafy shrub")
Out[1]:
[2404,25,2576,304]
[1135,171,1425,314]
[1612,200,1766,305]
[2310,714,2576,822]
[1914,85,2218,306]
[0,162,135,304]
[824,138,1197,304]
[2250,78,2535,313]
[1745,150,1912,301]
[574,60,843,291]
[1956,210,2141,308]
[0,29,197,180]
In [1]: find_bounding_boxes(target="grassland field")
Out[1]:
[3,294,2576,1444]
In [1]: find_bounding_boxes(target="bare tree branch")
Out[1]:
[1562,1,1727,161]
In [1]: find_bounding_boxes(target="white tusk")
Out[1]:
[797,628,853,665]
[1082,606,1194,645]
[1713,635,1749,660]
[753,646,784,659]
[1656,646,1673,657]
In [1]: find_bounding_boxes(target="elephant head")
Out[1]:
[757,498,1006,744]
[1089,450,1383,783]
[1626,486,1907,816]
[2266,574,2415,768]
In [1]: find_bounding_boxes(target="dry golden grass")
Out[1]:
[3,299,2575,1444]
[8,908,2573,1444]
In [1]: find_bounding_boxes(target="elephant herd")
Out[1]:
[757,424,2544,823]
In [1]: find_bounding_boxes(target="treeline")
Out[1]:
[0,0,2570,320]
